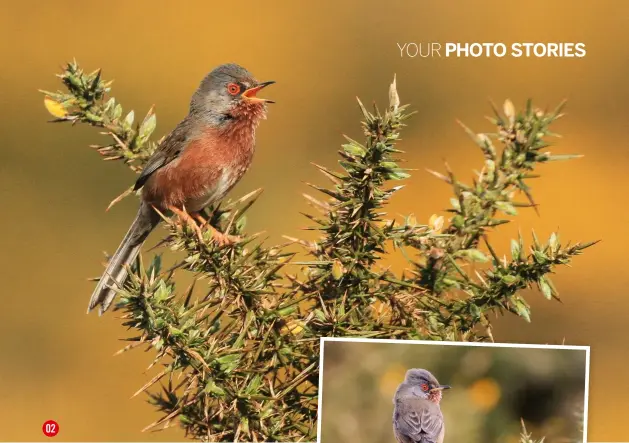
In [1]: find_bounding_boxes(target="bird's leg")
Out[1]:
[191,211,241,246]
[173,208,240,246]
[167,205,204,241]
[191,212,207,226]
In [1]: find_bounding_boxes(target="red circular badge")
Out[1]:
[42,420,59,437]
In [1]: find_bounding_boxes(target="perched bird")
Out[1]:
[88,63,274,315]
[393,368,451,443]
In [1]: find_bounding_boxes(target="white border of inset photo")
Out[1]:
[317,337,590,443]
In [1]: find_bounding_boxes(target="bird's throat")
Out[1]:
[428,390,443,404]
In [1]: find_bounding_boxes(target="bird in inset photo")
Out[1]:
[393,368,451,443]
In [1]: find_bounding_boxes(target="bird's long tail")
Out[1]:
[88,201,160,315]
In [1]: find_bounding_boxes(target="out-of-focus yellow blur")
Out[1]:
[320,341,588,443]
[1,1,627,440]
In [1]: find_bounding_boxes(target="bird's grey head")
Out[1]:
[190,63,275,123]
[403,368,451,400]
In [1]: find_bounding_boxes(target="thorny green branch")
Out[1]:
[42,62,595,441]
[41,60,157,173]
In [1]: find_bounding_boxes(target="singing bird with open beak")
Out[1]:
[88,63,274,315]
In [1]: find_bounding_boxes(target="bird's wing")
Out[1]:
[396,397,444,443]
[134,119,192,191]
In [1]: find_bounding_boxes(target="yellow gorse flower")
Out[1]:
[428,214,444,234]
[44,97,68,119]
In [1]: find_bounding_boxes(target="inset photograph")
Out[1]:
[318,338,589,443]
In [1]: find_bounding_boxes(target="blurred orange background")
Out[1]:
[0,0,628,441]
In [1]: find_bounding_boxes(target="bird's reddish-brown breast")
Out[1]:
[143,104,265,212]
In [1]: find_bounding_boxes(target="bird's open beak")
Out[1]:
[430,385,451,392]
[242,81,275,103]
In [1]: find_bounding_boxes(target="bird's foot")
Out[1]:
[210,228,241,246]
[168,205,205,241]
[191,211,240,246]
[168,206,239,245]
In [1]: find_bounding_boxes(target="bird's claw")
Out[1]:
[211,229,241,246]
[167,206,239,246]
[191,211,240,246]
[167,205,204,240]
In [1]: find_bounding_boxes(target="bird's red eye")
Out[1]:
[227,83,241,95]
[421,383,429,391]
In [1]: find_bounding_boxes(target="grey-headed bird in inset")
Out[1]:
[393,368,451,443]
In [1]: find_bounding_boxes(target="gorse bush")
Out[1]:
[41,62,595,441]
